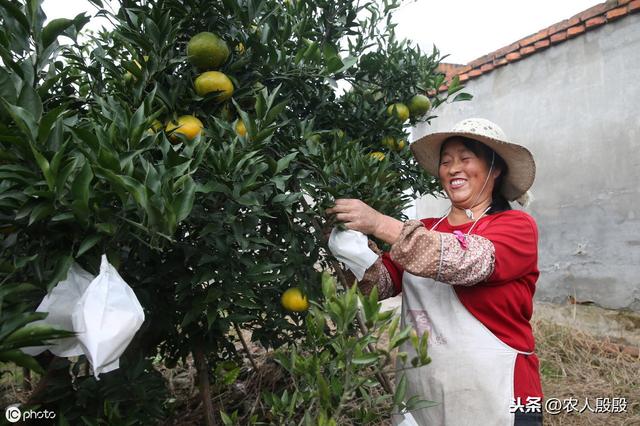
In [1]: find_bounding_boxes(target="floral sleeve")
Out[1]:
[389,220,495,286]
[343,240,397,300]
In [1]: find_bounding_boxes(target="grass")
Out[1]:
[533,319,640,425]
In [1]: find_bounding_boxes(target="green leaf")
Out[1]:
[36,106,65,144]
[393,373,407,409]
[275,152,297,175]
[71,161,93,223]
[76,234,102,257]
[328,55,357,74]
[47,254,73,290]
[55,156,78,196]
[1,99,37,141]
[29,144,54,190]
[0,350,44,374]
[264,100,288,124]
[452,93,473,102]
[4,324,74,348]
[28,202,53,225]
[0,0,30,32]
[0,312,46,341]
[173,176,196,223]
[222,367,241,385]
[41,18,73,49]
[17,84,42,121]
[51,212,74,222]
[220,411,233,426]
[351,352,379,365]
[447,75,460,94]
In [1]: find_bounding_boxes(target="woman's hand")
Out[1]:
[325,199,382,235]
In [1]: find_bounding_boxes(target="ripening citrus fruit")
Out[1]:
[146,119,163,135]
[386,103,410,122]
[187,32,229,70]
[235,119,247,137]
[381,136,395,149]
[150,119,163,132]
[396,139,407,150]
[235,43,245,55]
[369,151,385,161]
[165,115,204,143]
[408,94,431,116]
[281,287,309,312]
[194,71,234,101]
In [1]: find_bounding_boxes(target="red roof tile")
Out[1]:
[437,0,639,92]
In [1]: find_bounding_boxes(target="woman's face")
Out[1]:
[438,138,499,209]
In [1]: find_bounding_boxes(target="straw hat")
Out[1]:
[410,118,536,202]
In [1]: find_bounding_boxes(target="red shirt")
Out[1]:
[381,210,543,400]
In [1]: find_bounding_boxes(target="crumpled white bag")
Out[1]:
[328,228,378,280]
[393,412,419,426]
[23,255,145,380]
[22,263,94,357]
[72,255,145,379]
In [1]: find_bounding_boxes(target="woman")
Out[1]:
[326,118,542,426]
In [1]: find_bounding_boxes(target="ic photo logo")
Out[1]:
[5,405,21,423]
[4,405,56,423]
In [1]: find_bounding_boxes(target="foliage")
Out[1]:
[0,0,469,423]
[30,353,167,425]
[259,273,432,425]
[0,284,74,375]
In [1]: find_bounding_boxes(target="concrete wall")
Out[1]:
[410,14,640,311]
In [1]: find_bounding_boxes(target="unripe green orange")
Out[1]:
[187,32,229,70]
[408,94,431,116]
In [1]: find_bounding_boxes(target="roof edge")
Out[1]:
[435,0,640,93]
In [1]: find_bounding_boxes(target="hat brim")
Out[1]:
[410,131,536,201]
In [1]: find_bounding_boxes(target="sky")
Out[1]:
[43,0,601,64]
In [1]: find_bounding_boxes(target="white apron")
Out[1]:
[394,251,531,426]
[391,219,533,425]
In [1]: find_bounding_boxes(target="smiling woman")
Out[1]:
[439,137,511,221]
[326,118,543,425]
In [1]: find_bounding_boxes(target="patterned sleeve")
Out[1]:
[342,240,397,300]
[389,220,495,286]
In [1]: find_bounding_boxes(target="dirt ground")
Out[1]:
[2,301,639,425]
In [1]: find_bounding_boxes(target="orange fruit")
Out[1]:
[150,119,163,132]
[194,71,234,101]
[386,103,409,122]
[187,32,229,70]
[369,151,385,161]
[235,119,247,137]
[381,136,396,149]
[165,115,204,143]
[281,287,309,312]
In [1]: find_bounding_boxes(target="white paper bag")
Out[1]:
[328,228,378,280]
[394,412,419,426]
[72,255,145,379]
[22,263,94,357]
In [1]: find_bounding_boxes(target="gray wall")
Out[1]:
[411,14,640,311]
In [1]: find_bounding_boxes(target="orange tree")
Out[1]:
[0,0,469,423]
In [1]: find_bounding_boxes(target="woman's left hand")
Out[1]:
[325,199,382,235]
